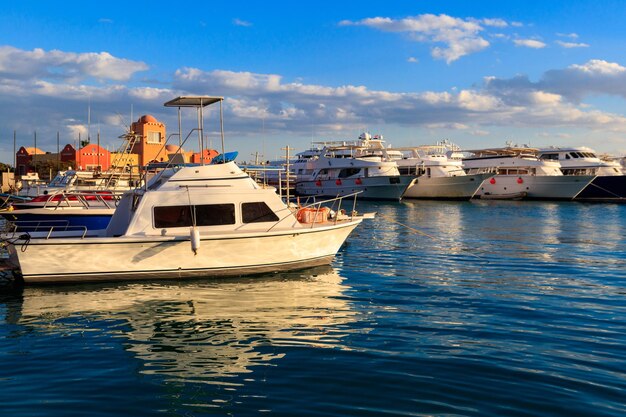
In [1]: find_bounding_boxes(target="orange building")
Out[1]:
[129,115,167,166]
[76,143,111,171]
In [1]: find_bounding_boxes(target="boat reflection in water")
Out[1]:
[10,266,355,382]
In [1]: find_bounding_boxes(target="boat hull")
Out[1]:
[474,175,594,200]
[12,222,360,283]
[295,176,415,201]
[402,173,489,200]
[574,175,626,202]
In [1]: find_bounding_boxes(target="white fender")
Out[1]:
[190,226,200,255]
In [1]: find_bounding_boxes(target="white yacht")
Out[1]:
[462,147,595,200]
[4,97,367,283]
[538,146,626,202]
[378,140,490,200]
[294,135,414,201]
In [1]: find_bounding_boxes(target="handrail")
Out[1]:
[267,191,362,231]
[35,189,125,210]
[9,220,89,239]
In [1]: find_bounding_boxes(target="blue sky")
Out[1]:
[1,0,626,163]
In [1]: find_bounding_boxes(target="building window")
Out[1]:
[147,131,161,144]
[154,204,235,228]
[242,202,279,223]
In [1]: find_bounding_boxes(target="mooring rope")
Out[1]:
[376,212,488,261]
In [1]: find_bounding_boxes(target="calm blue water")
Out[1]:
[1,200,625,416]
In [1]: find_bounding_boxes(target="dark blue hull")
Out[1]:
[575,175,626,202]
[0,212,113,230]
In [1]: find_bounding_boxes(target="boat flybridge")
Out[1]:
[462,147,595,200]
[4,96,367,283]
[538,146,626,202]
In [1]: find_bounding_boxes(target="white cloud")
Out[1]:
[2,46,626,163]
[480,18,508,28]
[570,60,626,75]
[340,14,492,63]
[557,32,579,39]
[556,40,589,48]
[513,39,547,49]
[98,18,113,24]
[0,46,148,82]
[233,18,252,27]
[407,57,418,63]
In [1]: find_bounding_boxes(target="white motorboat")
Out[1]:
[462,147,595,200]
[538,146,626,202]
[4,97,367,283]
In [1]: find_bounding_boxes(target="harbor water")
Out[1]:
[0,200,625,416]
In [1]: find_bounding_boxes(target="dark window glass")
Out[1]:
[338,168,361,178]
[242,202,279,223]
[154,204,235,228]
[195,204,235,226]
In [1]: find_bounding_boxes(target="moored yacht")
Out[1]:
[462,147,595,200]
[538,146,626,202]
[389,144,490,200]
[294,135,414,201]
[3,97,368,283]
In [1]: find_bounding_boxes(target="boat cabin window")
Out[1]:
[540,153,559,160]
[154,204,235,228]
[338,168,361,178]
[569,152,580,158]
[242,202,279,223]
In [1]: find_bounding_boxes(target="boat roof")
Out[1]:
[164,96,223,107]
[464,147,540,156]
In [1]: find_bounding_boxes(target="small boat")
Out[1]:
[3,96,368,284]
[479,191,527,200]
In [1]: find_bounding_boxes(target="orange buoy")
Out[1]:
[489,177,496,185]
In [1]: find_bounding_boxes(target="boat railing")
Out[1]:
[8,220,89,239]
[37,189,125,210]
[270,191,361,231]
[242,166,295,198]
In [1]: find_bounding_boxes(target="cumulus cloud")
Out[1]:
[3,46,626,163]
[557,32,579,39]
[513,39,547,49]
[485,59,626,104]
[556,40,589,48]
[339,14,492,63]
[233,18,252,27]
[407,57,419,63]
[0,46,148,82]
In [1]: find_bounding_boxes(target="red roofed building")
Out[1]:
[16,146,45,175]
